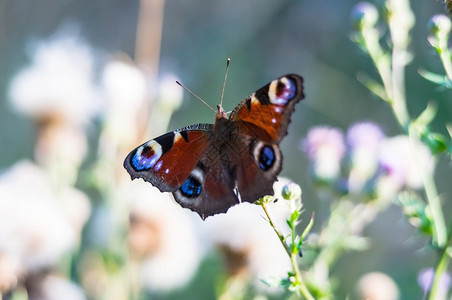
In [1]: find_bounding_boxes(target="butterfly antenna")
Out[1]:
[176,81,216,113]
[219,58,230,108]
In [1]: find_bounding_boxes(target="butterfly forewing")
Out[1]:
[124,124,213,192]
[229,74,304,143]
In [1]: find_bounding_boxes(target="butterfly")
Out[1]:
[124,74,305,219]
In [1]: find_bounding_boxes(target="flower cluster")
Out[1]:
[302,121,432,201]
[350,2,452,300]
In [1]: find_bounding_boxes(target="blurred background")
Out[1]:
[0,0,451,299]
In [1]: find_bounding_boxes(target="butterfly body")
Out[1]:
[124,74,304,219]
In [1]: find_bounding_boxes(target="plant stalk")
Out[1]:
[260,204,315,300]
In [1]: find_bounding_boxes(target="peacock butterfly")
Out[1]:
[124,73,304,219]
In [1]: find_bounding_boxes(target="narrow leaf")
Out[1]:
[301,213,315,241]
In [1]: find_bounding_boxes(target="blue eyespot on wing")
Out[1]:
[123,124,213,192]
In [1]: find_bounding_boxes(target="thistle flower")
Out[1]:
[27,274,86,300]
[0,253,24,292]
[346,122,385,193]
[150,73,184,136]
[205,181,292,290]
[9,29,97,126]
[302,126,346,182]
[126,181,202,291]
[101,59,147,151]
[8,30,96,182]
[418,268,451,299]
[377,136,433,199]
[355,272,399,300]
[156,73,183,113]
[0,161,90,277]
[34,121,88,185]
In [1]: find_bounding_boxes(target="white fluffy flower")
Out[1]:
[0,161,90,273]
[125,181,202,291]
[28,275,86,300]
[0,253,23,292]
[355,272,399,300]
[34,122,88,186]
[157,74,183,112]
[9,30,97,125]
[102,60,147,116]
[100,60,147,150]
[205,181,292,288]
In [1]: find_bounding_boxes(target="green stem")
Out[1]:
[440,48,452,80]
[362,26,393,100]
[391,47,410,130]
[437,37,452,80]
[428,224,452,300]
[260,204,315,300]
[422,168,447,248]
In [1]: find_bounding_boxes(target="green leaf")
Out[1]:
[261,277,292,288]
[398,192,433,236]
[419,69,452,88]
[415,102,438,127]
[423,132,449,154]
[301,213,315,241]
[410,122,450,155]
[356,72,390,102]
[286,219,295,231]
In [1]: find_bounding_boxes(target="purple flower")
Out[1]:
[301,126,345,180]
[346,122,385,192]
[418,268,435,292]
[347,122,385,152]
[377,136,433,200]
[418,268,451,297]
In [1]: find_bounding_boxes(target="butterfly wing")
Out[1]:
[172,145,241,219]
[123,124,213,192]
[229,74,304,143]
[229,74,305,202]
[124,123,241,219]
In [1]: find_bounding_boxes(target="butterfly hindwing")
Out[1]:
[172,152,240,219]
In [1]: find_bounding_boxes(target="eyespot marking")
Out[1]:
[252,141,281,174]
[259,146,276,171]
[268,77,296,105]
[180,176,202,198]
[131,141,162,171]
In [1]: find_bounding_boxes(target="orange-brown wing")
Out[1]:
[123,124,213,192]
[229,74,304,143]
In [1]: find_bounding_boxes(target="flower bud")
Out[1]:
[428,14,452,40]
[281,183,302,201]
[351,2,379,30]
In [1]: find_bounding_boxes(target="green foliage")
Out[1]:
[399,192,434,236]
